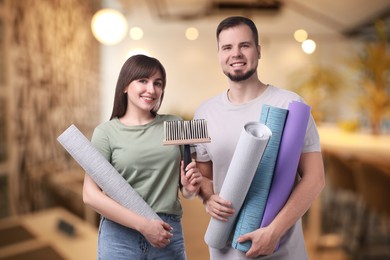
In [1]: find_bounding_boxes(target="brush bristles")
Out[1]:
[164,119,211,145]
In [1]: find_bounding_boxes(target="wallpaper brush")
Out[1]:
[163,119,211,169]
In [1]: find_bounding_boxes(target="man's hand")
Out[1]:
[203,194,234,221]
[196,161,234,221]
[236,226,278,258]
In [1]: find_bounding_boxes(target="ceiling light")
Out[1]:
[294,29,308,42]
[185,27,199,41]
[301,39,316,54]
[129,27,144,40]
[91,9,128,45]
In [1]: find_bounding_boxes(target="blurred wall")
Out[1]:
[98,2,358,122]
[3,0,101,214]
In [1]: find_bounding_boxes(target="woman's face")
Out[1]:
[124,71,164,114]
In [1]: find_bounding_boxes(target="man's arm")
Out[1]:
[197,160,213,201]
[238,152,325,257]
[197,160,235,221]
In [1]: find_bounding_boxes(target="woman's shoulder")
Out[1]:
[94,118,118,131]
[92,119,123,140]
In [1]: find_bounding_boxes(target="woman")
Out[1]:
[83,54,202,259]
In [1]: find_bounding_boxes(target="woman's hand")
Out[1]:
[180,160,202,199]
[140,219,173,248]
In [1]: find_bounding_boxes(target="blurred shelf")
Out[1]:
[318,124,390,170]
[0,207,98,260]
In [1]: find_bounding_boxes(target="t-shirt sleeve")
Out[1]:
[194,107,211,162]
[91,126,111,162]
[302,115,321,153]
[195,143,211,162]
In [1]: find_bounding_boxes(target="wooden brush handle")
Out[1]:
[184,144,192,170]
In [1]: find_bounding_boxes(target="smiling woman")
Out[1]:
[122,72,164,124]
[110,54,167,122]
[82,54,202,259]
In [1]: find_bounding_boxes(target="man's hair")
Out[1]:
[216,16,259,46]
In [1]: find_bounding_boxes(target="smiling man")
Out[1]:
[194,16,325,259]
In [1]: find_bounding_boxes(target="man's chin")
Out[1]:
[225,69,256,82]
[227,73,250,82]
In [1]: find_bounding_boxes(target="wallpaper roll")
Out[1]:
[260,101,310,228]
[232,105,288,252]
[204,122,272,249]
[57,124,161,221]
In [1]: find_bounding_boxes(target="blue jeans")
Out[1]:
[97,213,186,260]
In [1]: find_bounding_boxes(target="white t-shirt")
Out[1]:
[194,85,320,259]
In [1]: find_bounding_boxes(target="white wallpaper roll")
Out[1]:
[57,124,161,220]
[204,121,272,249]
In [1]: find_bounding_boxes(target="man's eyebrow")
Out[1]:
[220,43,232,48]
[239,41,253,45]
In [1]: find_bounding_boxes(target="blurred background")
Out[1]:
[0,0,389,259]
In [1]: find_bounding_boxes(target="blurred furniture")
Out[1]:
[314,124,390,257]
[45,168,98,225]
[0,207,97,260]
[16,162,98,226]
[318,152,360,250]
[318,124,390,169]
[353,161,390,259]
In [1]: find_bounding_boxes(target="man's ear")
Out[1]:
[257,45,261,59]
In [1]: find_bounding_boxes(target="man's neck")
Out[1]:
[227,79,268,104]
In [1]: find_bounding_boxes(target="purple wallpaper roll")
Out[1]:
[260,101,310,229]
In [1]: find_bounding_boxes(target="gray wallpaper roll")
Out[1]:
[57,124,161,220]
[204,122,272,249]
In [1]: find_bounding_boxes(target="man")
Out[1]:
[194,16,325,259]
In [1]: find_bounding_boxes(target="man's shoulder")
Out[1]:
[195,91,226,113]
[267,85,301,100]
[264,85,303,108]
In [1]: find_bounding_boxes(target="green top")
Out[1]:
[91,114,183,216]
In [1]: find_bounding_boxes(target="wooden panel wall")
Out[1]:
[7,0,101,214]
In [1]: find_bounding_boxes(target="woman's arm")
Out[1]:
[82,174,173,248]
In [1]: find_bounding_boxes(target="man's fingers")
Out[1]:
[236,233,250,243]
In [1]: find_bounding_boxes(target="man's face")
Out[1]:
[218,24,260,82]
